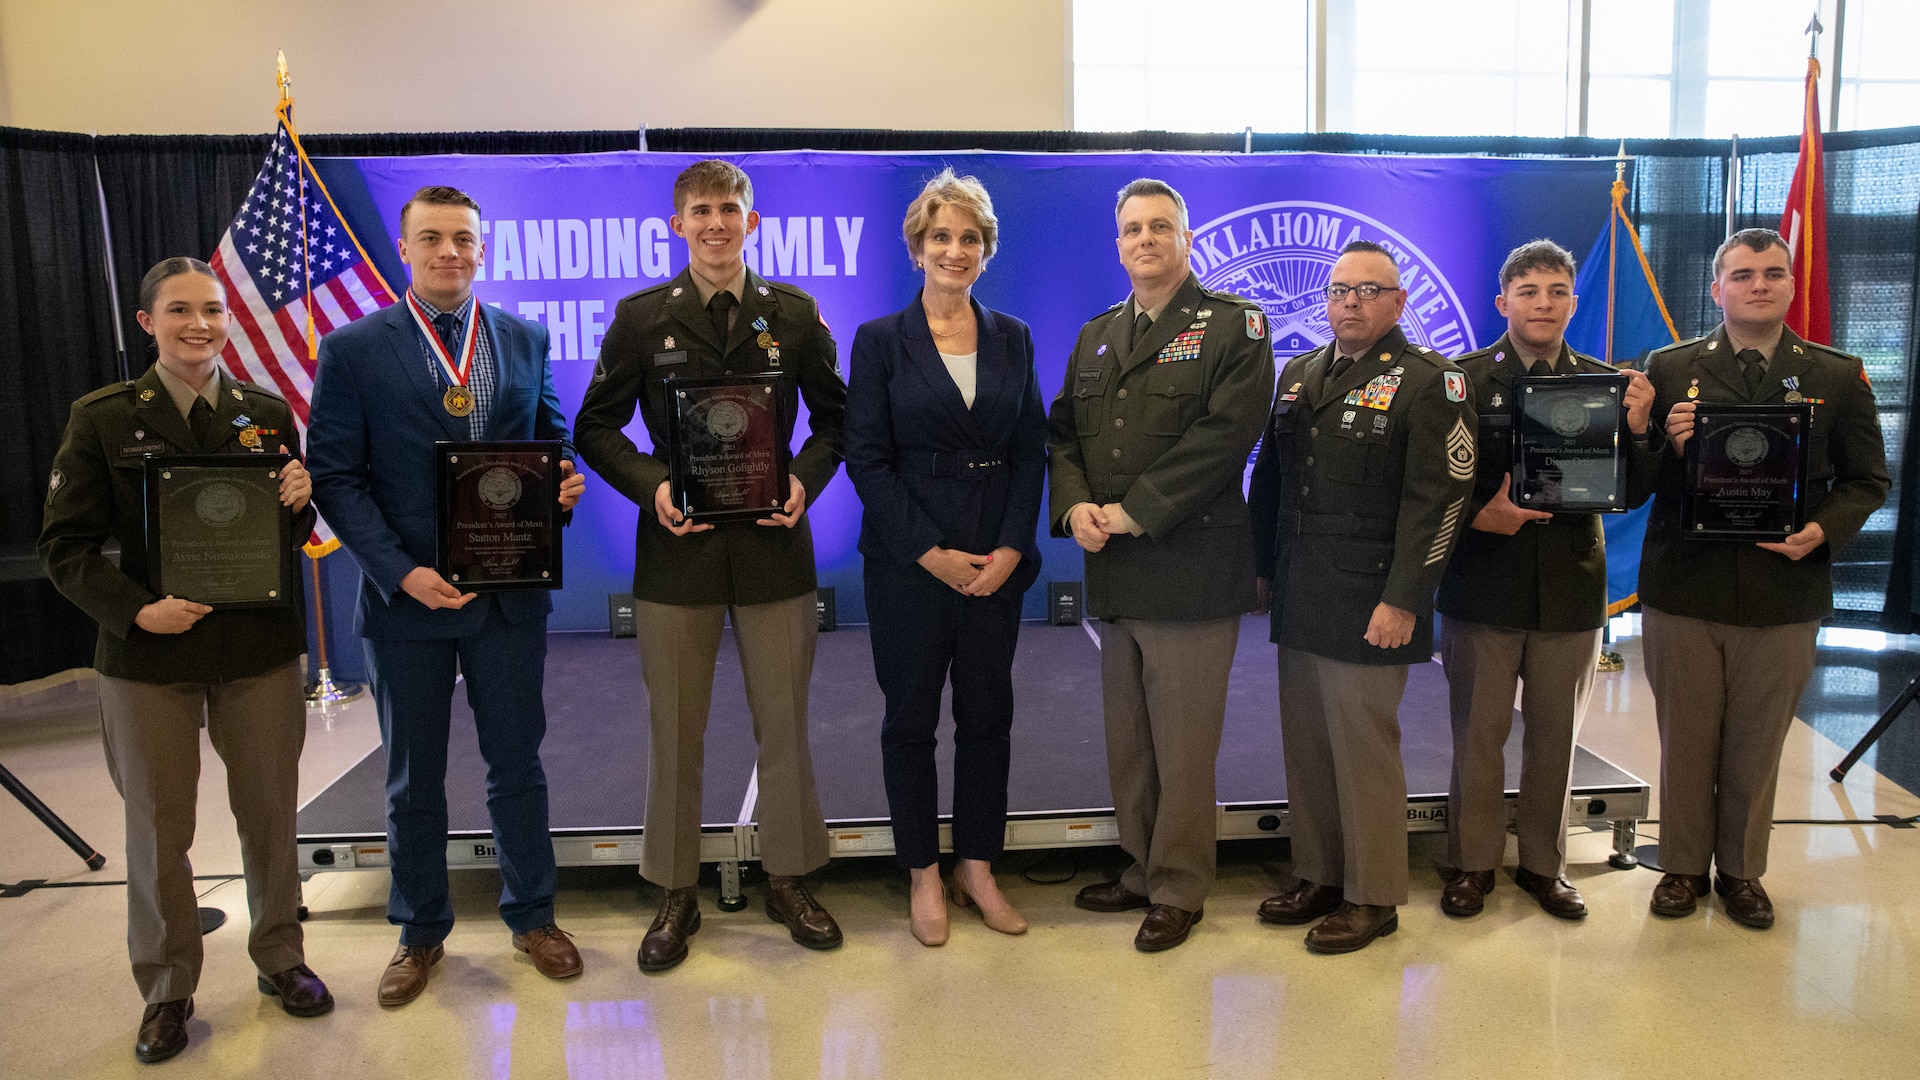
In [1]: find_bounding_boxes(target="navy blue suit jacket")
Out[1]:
[308,299,574,640]
[845,295,1046,596]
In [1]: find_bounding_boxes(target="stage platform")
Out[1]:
[295,616,1652,904]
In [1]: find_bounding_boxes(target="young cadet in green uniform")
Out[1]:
[576,159,848,972]
[1047,178,1274,953]
[1432,239,1657,921]
[1249,239,1477,954]
[1639,228,1887,928]
[39,258,331,1063]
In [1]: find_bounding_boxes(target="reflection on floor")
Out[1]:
[1,621,1916,1080]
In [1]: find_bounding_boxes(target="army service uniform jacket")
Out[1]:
[1250,326,1477,665]
[1433,336,1659,632]
[38,365,312,684]
[1045,274,1274,622]
[1638,324,1888,627]
[576,266,848,607]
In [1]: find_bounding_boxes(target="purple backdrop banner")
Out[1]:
[332,150,1622,628]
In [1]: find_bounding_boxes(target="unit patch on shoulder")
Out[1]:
[1245,311,1266,340]
[1444,371,1467,402]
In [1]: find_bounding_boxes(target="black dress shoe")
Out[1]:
[1514,867,1588,920]
[257,963,335,1017]
[766,875,843,950]
[1714,873,1775,929]
[1134,904,1203,952]
[135,997,192,1064]
[1304,902,1398,954]
[1649,872,1711,917]
[639,886,701,972]
[1075,877,1151,913]
[1257,880,1342,925]
[1440,869,1495,917]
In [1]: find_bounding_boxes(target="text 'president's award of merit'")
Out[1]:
[143,454,295,608]
[434,441,563,590]
[1682,402,1810,540]
[666,374,791,523]
[1512,373,1629,513]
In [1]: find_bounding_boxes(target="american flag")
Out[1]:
[209,105,395,554]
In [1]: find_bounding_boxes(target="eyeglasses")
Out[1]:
[1323,283,1403,301]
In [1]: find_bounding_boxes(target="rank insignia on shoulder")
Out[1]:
[47,469,63,496]
[1245,311,1266,340]
[1494,351,1506,363]
[1446,416,1476,480]
[759,286,771,296]
[1444,371,1467,402]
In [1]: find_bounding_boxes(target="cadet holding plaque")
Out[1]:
[434,440,565,589]
[665,374,791,522]
[39,258,330,1062]
[1639,229,1888,930]
[1511,372,1631,512]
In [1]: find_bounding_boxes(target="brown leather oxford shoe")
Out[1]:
[766,875,843,950]
[134,997,192,1064]
[1514,867,1588,920]
[1441,869,1496,917]
[1304,902,1399,954]
[513,923,584,979]
[1257,879,1343,925]
[638,886,701,973]
[1134,904,1203,952]
[1649,872,1710,917]
[257,963,334,1017]
[376,942,444,1007]
[1075,877,1151,913]
[1713,873,1775,929]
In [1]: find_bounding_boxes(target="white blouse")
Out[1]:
[939,350,979,409]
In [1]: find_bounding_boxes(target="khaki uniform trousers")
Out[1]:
[1279,647,1412,907]
[1441,618,1601,877]
[634,593,830,888]
[1098,616,1239,912]
[98,660,307,1004]
[1641,606,1820,879]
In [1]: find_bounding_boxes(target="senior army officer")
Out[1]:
[1250,239,1477,954]
[1046,178,1274,952]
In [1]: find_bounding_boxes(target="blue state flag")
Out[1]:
[1564,180,1679,616]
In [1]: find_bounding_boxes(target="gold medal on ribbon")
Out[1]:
[756,331,774,348]
[238,426,261,449]
[1686,386,1699,399]
[444,385,475,417]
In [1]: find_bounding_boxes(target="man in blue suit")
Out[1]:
[309,185,587,1007]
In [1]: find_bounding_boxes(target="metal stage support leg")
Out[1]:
[1608,818,1640,869]
[0,760,107,871]
[717,860,746,911]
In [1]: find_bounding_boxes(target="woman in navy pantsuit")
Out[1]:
[846,170,1047,946]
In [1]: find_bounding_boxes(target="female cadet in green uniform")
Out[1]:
[38,258,332,1064]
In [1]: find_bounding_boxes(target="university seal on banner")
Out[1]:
[1188,200,1476,358]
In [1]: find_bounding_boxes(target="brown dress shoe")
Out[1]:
[1714,873,1775,929]
[513,923,584,978]
[1304,902,1399,954]
[1649,872,1710,917]
[257,963,334,1016]
[1134,904,1203,952]
[766,875,843,950]
[134,997,192,1064]
[1514,867,1587,919]
[377,942,444,1007]
[1257,879,1343,925]
[638,886,701,973]
[1075,877,1151,913]
[1440,869,1496,917]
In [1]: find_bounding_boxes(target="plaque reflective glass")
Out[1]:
[666,375,791,523]
[143,455,294,609]
[1683,403,1810,540]
[1511,373,1629,513]
[435,441,563,591]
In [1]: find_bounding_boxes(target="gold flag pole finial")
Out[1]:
[276,50,291,102]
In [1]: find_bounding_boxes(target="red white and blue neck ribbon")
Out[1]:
[405,291,480,389]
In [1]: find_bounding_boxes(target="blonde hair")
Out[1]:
[902,169,1000,267]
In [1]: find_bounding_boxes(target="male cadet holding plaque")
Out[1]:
[1248,239,1477,954]
[576,160,848,973]
[1432,239,1657,920]
[1639,228,1887,928]
[1046,179,1273,953]
[308,186,587,1006]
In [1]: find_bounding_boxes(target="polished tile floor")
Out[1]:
[2,622,1917,1079]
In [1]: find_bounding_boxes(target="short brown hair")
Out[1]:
[400,185,482,233]
[673,159,753,215]
[1337,238,1402,286]
[903,169,1000,267]
[1114,178,1188,231]
[1713,227,1791,277]
[137,257,220,313]
[1498,239,1577,289]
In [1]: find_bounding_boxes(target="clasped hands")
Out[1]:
[1066,501,1141,553]
[919,545,1021,596]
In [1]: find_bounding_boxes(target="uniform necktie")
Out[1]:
[432,312,460,355]
[1737,349,1767,396]
[1132,309,1152,351]
[189,396,219,450]
[1325,354,1354,396]
[1528,358,1552,376]
[709,291,736,349]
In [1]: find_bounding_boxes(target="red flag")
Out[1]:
[1778,56,1829,344]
